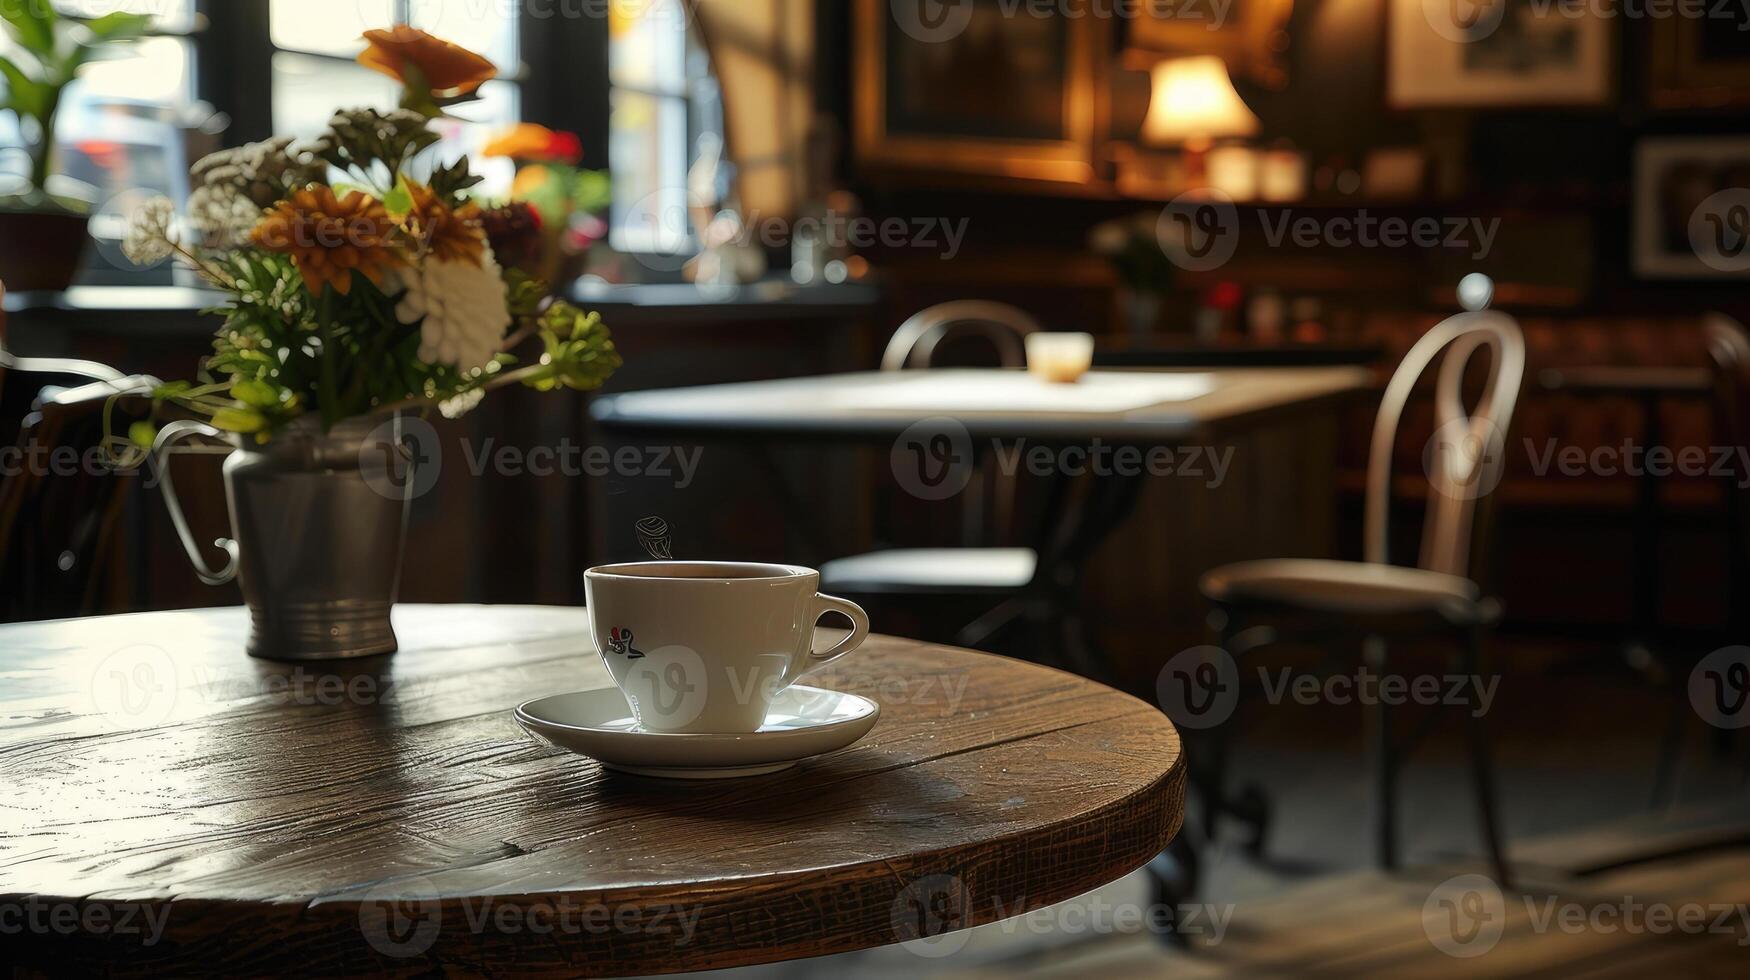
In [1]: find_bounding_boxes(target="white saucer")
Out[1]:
[514,685,880,779]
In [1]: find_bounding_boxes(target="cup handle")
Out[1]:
[151,419,240,587]
[807,593,871,668]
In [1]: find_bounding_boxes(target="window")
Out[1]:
[607,0,723,257]
[267,0,519,198]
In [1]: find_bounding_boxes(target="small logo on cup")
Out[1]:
[1157,192,1240,272]
[1690,646,1750,730]
[1156,645,1240,729]
[890,0,974,43]
[605,627,647,659]
[891,873,973,958]
[891,416,974,501]
[360,415,442,501]
[357,877,442,959]
[1422,873,1505,957]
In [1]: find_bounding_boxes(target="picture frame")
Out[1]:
[1385,0,1612,108]
[1632,137,1750,280]
[1649,17,1750,109]
[1125,0,1295,89]
[853,0,1105,186]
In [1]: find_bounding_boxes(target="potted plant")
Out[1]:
[110,26,622,661]
[0,4,149,290]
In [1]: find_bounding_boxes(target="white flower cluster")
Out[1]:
[394,246,513,375]
[122,196,177,267]
[186,136,325,247]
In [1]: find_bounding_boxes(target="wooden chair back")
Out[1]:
[1364,311,1526,582]
[880,301,1043,371]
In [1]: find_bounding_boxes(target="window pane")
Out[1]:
[609,90,691,253]
[608,0,691,94]
[272,0,395,57]
[423,80,519,199]
[410,0,519,71]
[57,0,195,33]
[271,53,399,138]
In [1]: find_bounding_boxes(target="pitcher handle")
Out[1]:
[151,420,240,586]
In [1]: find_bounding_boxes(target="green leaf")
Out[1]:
[0,52,46,120]
[0,1,57,56]
[211,407,266,434]
[231,379,280,408]
[382,176,412,217]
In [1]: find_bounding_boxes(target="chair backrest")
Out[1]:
[880,301,1043,371]
[1364,310,1526,581]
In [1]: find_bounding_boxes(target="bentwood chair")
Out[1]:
[1195,306,1526,888]
[822,302,1042,646]
[0,283,157,619]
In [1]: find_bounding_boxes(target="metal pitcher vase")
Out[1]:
[153,413,418,661]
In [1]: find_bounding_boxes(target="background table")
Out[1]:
[0,605,1184,976]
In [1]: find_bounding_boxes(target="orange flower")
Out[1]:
[484,123,583,164]
[358,26,496,98]
[252,187,404,296]
[402,182,487,268]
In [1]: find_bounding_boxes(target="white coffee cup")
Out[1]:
[583,561,872,734]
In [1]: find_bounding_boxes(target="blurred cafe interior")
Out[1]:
[6,1,1750,977]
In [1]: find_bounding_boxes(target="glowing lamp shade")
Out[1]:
[1141,56,1261,148]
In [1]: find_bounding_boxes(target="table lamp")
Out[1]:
[1141,55,1261,193]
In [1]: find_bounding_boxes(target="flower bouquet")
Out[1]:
[115,27,622,661]
[483,122,611,288]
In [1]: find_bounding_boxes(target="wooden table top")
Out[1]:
[590,366,1371,442]
[0,605,1185,977]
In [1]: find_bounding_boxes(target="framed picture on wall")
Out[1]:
[1633,138,1750,279]
[1386,0,1612,108]
[853,0,1105,186]
[1126,0,1294,89]
[1649,16,1750,109]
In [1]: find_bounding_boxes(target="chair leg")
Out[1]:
[1364,634,1398,871]
[1461,626,1512,889]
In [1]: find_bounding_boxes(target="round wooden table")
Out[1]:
[0,606,1185,976]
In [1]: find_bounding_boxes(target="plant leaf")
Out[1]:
[76,11,151,41]
[0,52,46,120]
[0,1,56,55]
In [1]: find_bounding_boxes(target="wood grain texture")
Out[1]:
[0,605,1184,977]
